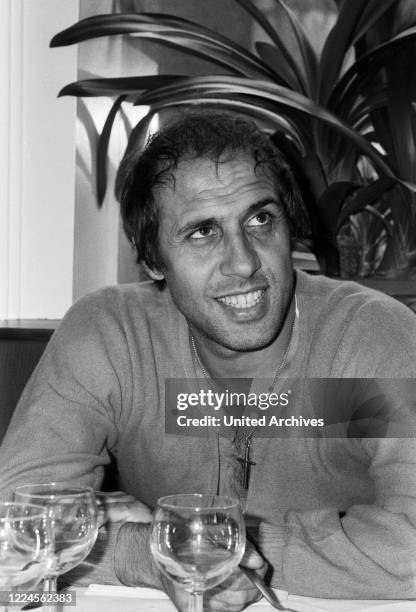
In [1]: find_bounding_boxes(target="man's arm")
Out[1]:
[0,293,135,586]
[258,436,416,598]
[0,292,266,610]
[0,295,124,496]
[63,512,267,612]
[259,299,416,599]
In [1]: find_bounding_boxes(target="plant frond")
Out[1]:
[97,95,127,206]
[233,0,317,94]
[58,75,186,97]
[133,75,399,183]
[51,13,276,80]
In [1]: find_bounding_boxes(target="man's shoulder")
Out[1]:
[56,282,180,345]
[296,269,414,321]
[70,281,173,318]
[296,270,416,375]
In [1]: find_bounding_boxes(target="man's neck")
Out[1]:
[189,296,296,380]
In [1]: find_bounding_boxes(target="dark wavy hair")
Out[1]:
[117,109,309,273]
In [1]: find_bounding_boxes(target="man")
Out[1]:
[1,111,416,609]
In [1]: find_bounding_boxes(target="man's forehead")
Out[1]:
[154,154,277,203]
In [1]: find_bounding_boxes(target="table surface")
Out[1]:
[64,585,416,612]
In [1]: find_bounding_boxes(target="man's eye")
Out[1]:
[189,226,214,240]
[247,212,272,227]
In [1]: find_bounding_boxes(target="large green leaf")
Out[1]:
[360,205,393,241]
[336,177,397,229]
[370,108,397,164]
[384,47,416,181]
[147,96,307,151]
[316,182,358,240]
[58,75,186,97]
[325,27,416,163]
[392,0,416,34]
[328,30,416,190]
[308,181,361,274]
[140,12,284,78]
[50,13,275,80]
[271,131,328,201]
[97,95,126,206]
[348,204,393,277]
[133,75,398,181]
[207,101,305,149]
[319,0,367,105]
[115,110,155,201]
[135,86,314,153]
[232,0,283,49]
[329,25,416,115]
[322,140,361,184]
[315,102,374,181]
[347,89,388,126]
[319,0,397,105]
[269,0,318,97]
[352,0,398,44]
[233,0,314,94]
[255,42,304,93]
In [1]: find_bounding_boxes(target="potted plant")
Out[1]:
[50,0,416,291]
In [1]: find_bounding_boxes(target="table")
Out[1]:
[67,585,416,611]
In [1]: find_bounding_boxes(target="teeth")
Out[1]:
[218,290,264,309]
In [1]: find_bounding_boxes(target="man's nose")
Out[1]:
[219,232,261,278]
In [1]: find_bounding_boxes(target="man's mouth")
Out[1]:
[217,289,265,310]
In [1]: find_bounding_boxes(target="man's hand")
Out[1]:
[159,540,267,612]
[105,495,267,611]
[96,491,152,528]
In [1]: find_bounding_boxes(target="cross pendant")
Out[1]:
[237,437,256,490]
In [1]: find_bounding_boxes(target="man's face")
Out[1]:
[152,155,294,352]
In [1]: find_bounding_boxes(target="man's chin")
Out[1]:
[211,329,279,353]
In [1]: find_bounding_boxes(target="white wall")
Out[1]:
[0,0,79,319]
[73,0,154,301]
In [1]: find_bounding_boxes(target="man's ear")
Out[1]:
[142,262,165,281]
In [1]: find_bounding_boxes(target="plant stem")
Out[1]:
[43,576,58,612]
[188,591,203,612]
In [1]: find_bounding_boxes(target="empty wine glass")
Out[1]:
[150,494,246,612]
[13,483,98,612]
[0,502,52,611]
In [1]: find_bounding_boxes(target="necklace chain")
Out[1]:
[190,294,298,389]
[190,334,210,379]
[189,295,298,491]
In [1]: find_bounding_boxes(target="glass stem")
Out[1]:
[188,591,203,612]
[43,576,58,612]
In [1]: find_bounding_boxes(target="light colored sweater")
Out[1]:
[1,270,416,598]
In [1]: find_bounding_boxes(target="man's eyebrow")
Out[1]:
[245,198,281,216]
[176,198,280,236]
[176,216,217,237]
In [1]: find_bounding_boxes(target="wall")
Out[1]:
[73,0,154,300]
[0,0,78,320]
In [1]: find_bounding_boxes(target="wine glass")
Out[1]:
[150,494,246,612]
[13,483,98,612]
[0,502,52,611]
